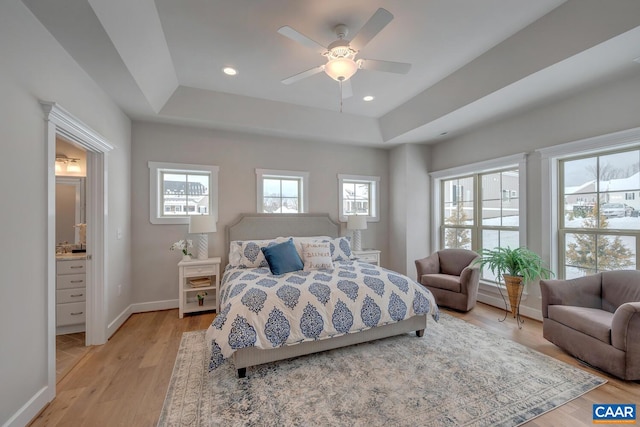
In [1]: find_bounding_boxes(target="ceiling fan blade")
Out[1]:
[281,65,325,85]
[349,8,393,52]
[359,59,411,74]
[341,79,353,99]
[277,26,327,53]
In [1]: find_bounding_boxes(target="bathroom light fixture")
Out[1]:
[55,154,82,173]
[189,214,217,259]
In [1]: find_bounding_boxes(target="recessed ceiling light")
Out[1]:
[223,67,237,76]
[363,95,375,102]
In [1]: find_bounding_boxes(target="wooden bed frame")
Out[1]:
[226,213,428,378]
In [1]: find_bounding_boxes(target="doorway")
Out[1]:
[43,101,113,401]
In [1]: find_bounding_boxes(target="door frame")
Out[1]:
[42,101,113,400]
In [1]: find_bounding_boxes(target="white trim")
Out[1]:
[131,299,178,313]
[148,161,219,225]
[337,174,380,222]
[2,386,50,427]
[41,101,112,416]
[256,169,309,213]
[430,153,527,250]
[537,127,640,279]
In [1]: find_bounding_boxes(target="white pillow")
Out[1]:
[289,236,332,259]
[228,238,286,268]
[322,236,355,261]
[301,241,334,271]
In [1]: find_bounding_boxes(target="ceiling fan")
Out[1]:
[277,8,411,107]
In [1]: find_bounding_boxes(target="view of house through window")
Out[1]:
[161,171,210,215]
[342,181,371,216]
[262,177,301,213]
[559,148,639,278]
[441,168,520,283]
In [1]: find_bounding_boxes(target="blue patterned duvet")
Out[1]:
[206,261,439,370]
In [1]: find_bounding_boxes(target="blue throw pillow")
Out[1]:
[261,238,304,275]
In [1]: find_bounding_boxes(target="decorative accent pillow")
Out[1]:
[322,236,355,261]
[301,241,334,271]
[228,238,284,268]
[261,238,304,275]
[288,236,332,259]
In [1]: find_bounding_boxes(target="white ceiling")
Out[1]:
[23,0,640,147]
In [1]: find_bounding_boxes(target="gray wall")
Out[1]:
[0,2,131,425]
[130,122,389,305]
[428,71,640,316]
[389,144,431,276]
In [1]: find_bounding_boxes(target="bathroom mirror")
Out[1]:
[56,177,86,245]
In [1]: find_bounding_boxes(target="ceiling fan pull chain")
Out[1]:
[339,79,343,113]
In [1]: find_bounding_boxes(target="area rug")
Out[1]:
[158,313,606,427]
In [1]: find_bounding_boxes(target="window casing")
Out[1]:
[338,174,380,222]
[256,169,309,213]
[149,162,219,225]
[558,148,639,278]
[432,154,526,285]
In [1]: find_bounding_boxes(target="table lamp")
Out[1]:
[189,215,217,260]
[347,215,367,251]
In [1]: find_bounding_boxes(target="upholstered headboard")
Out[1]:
[226,213,340,247]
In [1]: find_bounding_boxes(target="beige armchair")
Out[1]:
[540,270,640,380]
[415,249,480,312]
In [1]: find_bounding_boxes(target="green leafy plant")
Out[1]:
[474,246,554,284]
[197,292,207,300]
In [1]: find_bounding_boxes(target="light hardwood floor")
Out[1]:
[31,304,639,426]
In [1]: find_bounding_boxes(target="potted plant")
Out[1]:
[474,246,554,317]
[197,292,207,306]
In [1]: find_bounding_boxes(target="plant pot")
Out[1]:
[182,254,192,261]
[503,275,524,317]
[198,298,204,306]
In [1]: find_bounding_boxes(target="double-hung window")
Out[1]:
[149,162,219,224]
[558,148,639,278]
[338,174,379,222]
[432,154,526,284]
[256,169,309,213]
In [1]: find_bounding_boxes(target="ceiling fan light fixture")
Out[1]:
[325,57,358,81]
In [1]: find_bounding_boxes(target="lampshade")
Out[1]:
[189,215,217,260]
[347,215,367,230]
[324,57,358,82]
[189,215,217,234]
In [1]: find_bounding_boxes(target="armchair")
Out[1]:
[415,249,480,312]
[540,270,640,380]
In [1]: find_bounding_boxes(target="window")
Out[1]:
[432,154,526,284]
[559,148,639,278]
[149,162,219,225]
[256,169,309,213]
[338,174,380,222]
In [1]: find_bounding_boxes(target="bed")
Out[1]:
[205,213,439,378]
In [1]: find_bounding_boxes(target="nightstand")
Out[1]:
[178,257,221,318]
[353,249,381,266]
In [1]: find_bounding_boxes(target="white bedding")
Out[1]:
[206,260,439,370]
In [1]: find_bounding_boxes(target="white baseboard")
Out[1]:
[105,300,179,339]
[107,304,133,339]
[131,299,178,313]
[477,291,542,321]
[3,386,50,427]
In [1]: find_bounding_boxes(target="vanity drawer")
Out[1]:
[184,264,215,276]
[57,288,86,304]
[57,302,86,326]
[57,260,86,275]
[57,274,86,290]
